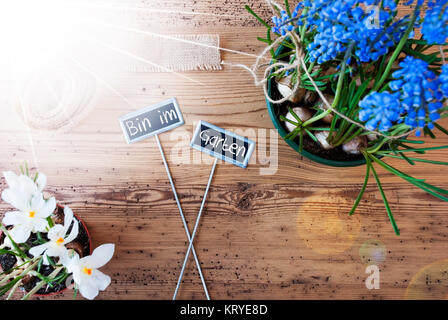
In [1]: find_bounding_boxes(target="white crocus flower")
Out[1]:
[1,171,47,211]
[29,206,79,264]
[66,244,114,300]
[2,191,56,244]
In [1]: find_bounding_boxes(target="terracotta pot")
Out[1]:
[0,204,92,297]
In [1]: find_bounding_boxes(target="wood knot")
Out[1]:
[237,192,254,210]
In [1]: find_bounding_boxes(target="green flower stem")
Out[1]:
[300,7,309,42]
[302,109,332,127]
[303,44,353,128]
[372,8,418,92]
[333,126,362,147]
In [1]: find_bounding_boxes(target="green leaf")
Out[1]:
[368,153,448,201]
[37,257,43,273]
[349,158,371,216]
[46,255,57,268]
[0,276,24,297]
[304,128,318,142]
[434,122,448,136]
[379,145,448,154]
[0,249,19,256]
[257,37,271,44]
[288,106,303,124]
[244,5,270,28]
[73,283,78,300]
[423,126,436,139]
[299,130,304,153]
[285,127,301,140]
[46,216,54,228]
[279,115,299,127]
[367,156,400,235]
[274,50,295,60]
[381,154,448,165]
[284,0,291,16]
[396,138,424,144]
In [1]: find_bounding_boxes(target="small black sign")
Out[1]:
[119,98,184,144]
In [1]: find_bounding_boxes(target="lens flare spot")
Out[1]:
[297,192,362,255]
[359,239,387,265]
[405,259,448,300]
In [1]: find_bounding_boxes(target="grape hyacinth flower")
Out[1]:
[389,56,443,136]
[303,0,406,64]
[439,64,448,97]
[421,0,448,44]
[272,4,302,36]
[359,92,401,131]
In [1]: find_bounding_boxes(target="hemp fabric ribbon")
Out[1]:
[129,34,222,72]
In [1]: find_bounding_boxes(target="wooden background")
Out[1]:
[1,0,448,300]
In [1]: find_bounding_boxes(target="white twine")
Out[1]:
[224,29,416,141]
[265,0,285,13]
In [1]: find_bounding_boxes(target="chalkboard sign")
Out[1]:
[190,121,255,168]
[119,98,184,144]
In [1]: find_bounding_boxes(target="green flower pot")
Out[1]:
[266,46,367,167]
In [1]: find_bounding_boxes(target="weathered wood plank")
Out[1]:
[1,0,448,300]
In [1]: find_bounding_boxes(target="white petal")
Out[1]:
[18,175,38,198]
[30,192,44,210]
[29,243,50,257]
[37,197,56,218]
[84,244,115,269]
[3,171,20,189]
[62,206,74,235]
[45,245,66,258]
[2,211,26,226]
[35,173,47,191]
[64,219,79,244]
[10,224,32,243]
[32,218,50,233]
[47,224,64,240]
[71,268,84,285]
[58,250,70,266]
[91,270,111,291]
[2,236,13,248]
[65,253,80,273]
[79,281,99,300]
[1,189,28,211]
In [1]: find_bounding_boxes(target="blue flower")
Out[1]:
[421,0,448,44]
[439,64,448,97]
[359,92,401,131]
[389,57,443,136]
[271,4,302,36]
[302,0,405,64]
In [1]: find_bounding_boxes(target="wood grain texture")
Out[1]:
[1,0,448,300]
